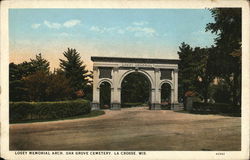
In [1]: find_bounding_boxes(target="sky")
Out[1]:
[9,9,217,71]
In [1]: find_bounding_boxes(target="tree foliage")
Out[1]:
[178,8,241,105]
[59,48,89,92]
[9,53,75,102]
[30,53,50,73]
[24,71,73,101]
[178,43,215,103]
[206,8,241,105]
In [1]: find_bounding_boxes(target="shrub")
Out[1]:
[10,100,91,123]
[192,102,241,114]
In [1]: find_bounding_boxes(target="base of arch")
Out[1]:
[111,103,121,110]
[171,103,183,111]
[91,103,100,110]
[150,103,161,110]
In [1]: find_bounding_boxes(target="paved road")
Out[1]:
[10,107,241,150]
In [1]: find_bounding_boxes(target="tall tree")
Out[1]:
[177,42,197,98]
[59,48,89,93]
[193,47,215,103]
[178,43,215,103]
[206,8,241,105]
[9,54,50,101]
[30,53,50,73]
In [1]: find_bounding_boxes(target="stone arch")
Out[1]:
[159,80,173,90]
[98,79,113,89]
[118,69,154,89]
[119,69,153,107]
[91,56,179,110]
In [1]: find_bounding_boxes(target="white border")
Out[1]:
[1,0,249,159]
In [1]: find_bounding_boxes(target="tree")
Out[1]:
[178,43,215,103]
[23,71,74,101]
[193,47,215,103]
[9,54,50,101]
[206,8,241,105]
[177,42,197,98]
[30,53,50,73]
[9,62,35,101]
[45,73,74,101]
[24,71,50,101]
[59,48,89,95]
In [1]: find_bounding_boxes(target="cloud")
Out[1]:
[43,19,81,29]
[90,26,102,32]
[31,23,41,29]
[126,26,156,37]
[132,21,148,26]
[63,19,81,28]
[90,25,157,37]
[44,20,61,29]
[90,26,117,33]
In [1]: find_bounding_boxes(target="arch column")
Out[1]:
[92,66,100,110]
[173,69,179,109]
[151,68,161,110]
[111,67,121,110]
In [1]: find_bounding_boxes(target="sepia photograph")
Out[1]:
[1,0,249,159]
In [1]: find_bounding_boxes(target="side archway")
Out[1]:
[98,80,113,109]
[159,80,173,109]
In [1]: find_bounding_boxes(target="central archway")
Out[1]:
[120,71,152,108]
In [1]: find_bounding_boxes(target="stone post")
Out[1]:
[173,69,179,110]
[151,68,161,110]
[111,67,121,110]
[92,66,100,110]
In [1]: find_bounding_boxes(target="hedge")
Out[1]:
[10,100,91,123]
[192,102,241,114]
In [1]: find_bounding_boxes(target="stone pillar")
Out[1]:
[171,88,174,110]
[111,67,121,110]
[151,68,161,110]
[173,69,179,110]
[174,69,178,102]
[92,66,100,110]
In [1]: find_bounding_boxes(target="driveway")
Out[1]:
[10,107,241,150]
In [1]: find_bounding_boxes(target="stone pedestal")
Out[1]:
[91,103,100,110]
[186,97,193,111]
[151,103,161,110]
[111,103,121,110]
[172,103,183,111]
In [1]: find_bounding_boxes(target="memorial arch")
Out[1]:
[91,56,179,110]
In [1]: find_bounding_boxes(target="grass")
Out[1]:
[10,110,105,124]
